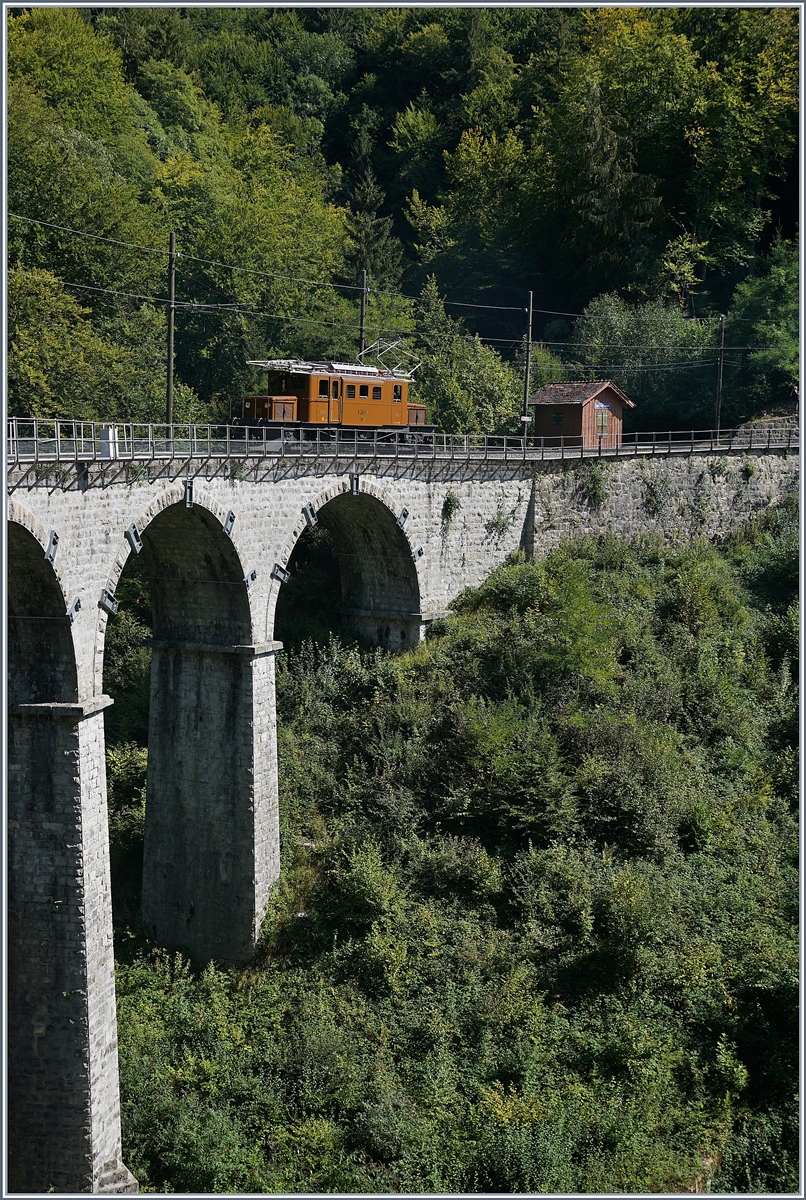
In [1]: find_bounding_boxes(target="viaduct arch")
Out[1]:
[8,519,134,1194]
[5,446,797,1191]
[6,480,423,1193]
[270,480,422,647]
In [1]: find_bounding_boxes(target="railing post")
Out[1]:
[561,436,564,461]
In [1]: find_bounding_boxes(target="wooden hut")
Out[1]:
[528,380,635,448]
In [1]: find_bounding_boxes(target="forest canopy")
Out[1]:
[7,6,800,429]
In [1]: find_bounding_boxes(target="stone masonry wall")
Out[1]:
[7,711,94,1192]
[5,444,798,1191]
[7,704,126,1193]
[142,644,279,964]
[526,449,799,556]
[80,707,131,1190]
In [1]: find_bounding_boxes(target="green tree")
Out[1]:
[344,167,403,289]
[413,277,522,433]
[7,266,199,422]
[725,239,799,416]
[572,293,717,429]
[8,7,156,184]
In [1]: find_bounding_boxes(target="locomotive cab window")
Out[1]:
[393,385,402,401]
[331,380,339,399]
[359,384,369,398]
[318,378,329,397]
[346,384,356,398]
[372,386,382,400]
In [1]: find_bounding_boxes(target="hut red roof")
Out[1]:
[528,381,635,408]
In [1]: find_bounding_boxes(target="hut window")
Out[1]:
[553,410,564,426]
[346,384,356,398]
[393,385,402,401]
[359,384,369,398]
[318,378,329,397]
[372,386,382,400]
[596,410,609,437]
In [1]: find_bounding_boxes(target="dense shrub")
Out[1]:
[109,498,798,1192]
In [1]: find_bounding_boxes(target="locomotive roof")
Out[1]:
[247,358,413,381]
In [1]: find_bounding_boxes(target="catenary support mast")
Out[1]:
[166,230,176,425]
[522,290,533,423]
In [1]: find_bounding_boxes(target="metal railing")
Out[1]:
[5,418,799,467]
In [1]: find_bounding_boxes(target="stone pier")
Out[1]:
[6,442,798,1190]
[7,521,136,1193]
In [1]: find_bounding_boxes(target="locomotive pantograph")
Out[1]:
[233,358,431,438]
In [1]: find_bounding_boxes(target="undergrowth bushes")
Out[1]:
[110,497,798,1193]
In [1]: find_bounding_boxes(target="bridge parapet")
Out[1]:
[6,418,799,471]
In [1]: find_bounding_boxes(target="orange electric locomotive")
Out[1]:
[233,357,431,438]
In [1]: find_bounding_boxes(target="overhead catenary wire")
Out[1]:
[51,277,772,362]
[13,211,732,323]
[58,280,393,334]
[9,212,369,293]
[56,280,770,354]
[10,212,553,309]
[530,360,721,372]
[14,205,772,361]
[8,212,172,257]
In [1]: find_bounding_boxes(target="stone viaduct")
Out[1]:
[5,435,798,1192]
